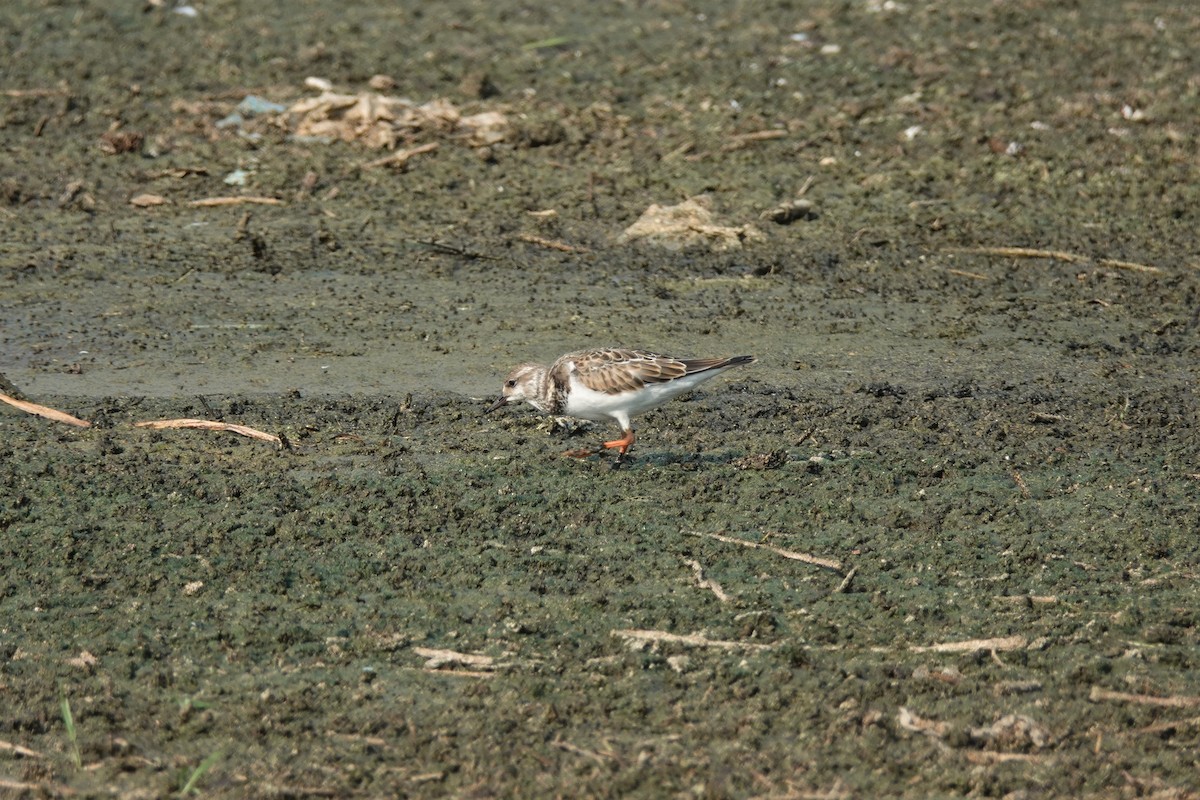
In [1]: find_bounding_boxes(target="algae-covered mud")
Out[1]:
[2,1,1198,797]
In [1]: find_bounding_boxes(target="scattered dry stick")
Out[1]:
[551,737,618,765]
[417,668,494,679]
[188,196,283,207]
[326,732,387,748]
[788,782,851,800]
[2,391,291,448]
[948,245,1085,262]
[897,707,950,738]
[835,566,858,594]
[515,233,590,253]
[612,628,773,652]
[1137,715,1200,735]
[410,646,529,678]
[258,785,339,797]
[684,558,731,603]
[0,739,45,758]
[721,129,788,151]
[944,246,1162,274]
[362,142,439,169]
[993,594,1057,606]
[134,418,281,446]
[144,167,209,179]
[2,87,69,97]
[963,750,1050,765]
[1011,469,1031,498]
[690,531,843,573]
[946,268,989,281]
[1096,258,1164,274]
[404,237,501,261]
[0,392,91,428]
[1089,686,1200,709]
[409,772,446,784]
[910,635,1027,654]
[0,778,75,796]
[412,647,500,670]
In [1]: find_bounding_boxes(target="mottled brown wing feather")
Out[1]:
[550,349,754,396]
[567,349,741,395]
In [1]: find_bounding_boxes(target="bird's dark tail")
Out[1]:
[681,354,756,374]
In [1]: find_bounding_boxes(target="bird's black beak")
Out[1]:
[485,396,508,414]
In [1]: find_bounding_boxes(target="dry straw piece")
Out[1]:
[0,392,91,427]
[134,418,282,446]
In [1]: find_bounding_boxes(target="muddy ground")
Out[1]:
[2,0,1199,797]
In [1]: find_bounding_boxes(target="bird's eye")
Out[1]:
[505,380,517,388]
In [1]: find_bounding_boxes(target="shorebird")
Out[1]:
[486,348,756,460]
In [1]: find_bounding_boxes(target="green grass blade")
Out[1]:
[59,694,81,769]
[179,749,222,796]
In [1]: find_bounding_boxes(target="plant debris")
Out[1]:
[618,195,764,252]
[279,83,508,150]
[0,391,91,427]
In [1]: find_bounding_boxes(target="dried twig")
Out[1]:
[362,142,439,169]
[0,740,45,758]
[0,392,91,428]
[897,707,948,738]
[690,531,843,573]
[326,732,387,748]
[188,196,283,207]
[993,594,1057,606]
[144,167,209,179]
[2,87,69,97]
[963,750,1050,764]
[1137,715,1200,735]
[733,129,789,143]
[946,268,989,280]
[946,246,1087,262]
[551,737,618,765]
[130,193,169,207]
[134,418,281,446]
[404,238,500,261]
[910,635,1027,654]
[515,233,590,253]
[612,629,773,652]
[1097,258,1165,274]
[418,668,494,679]
[409,646,538,677]
[684,559,731,603]
[0,778,75,796]
[945,246,1163,274]
[409,772,446,784]
[835,566,858,594]
[721,129,788,151]
[788,782,851,800]
[1089,686,1200,708]
[412,647,500,670]
[257,785,340,797]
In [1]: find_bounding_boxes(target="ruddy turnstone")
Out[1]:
[486,348,756,459]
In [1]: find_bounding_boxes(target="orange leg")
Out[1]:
[602,428,636,455]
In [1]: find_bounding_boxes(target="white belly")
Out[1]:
[563,371,720,425]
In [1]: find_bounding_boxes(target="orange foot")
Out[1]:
[602,429,636,455]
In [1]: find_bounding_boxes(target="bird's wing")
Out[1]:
[560,349,687,393]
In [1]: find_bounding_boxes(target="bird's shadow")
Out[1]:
[570,448,756,471]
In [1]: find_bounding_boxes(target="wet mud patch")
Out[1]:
[3,379,1199,797]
